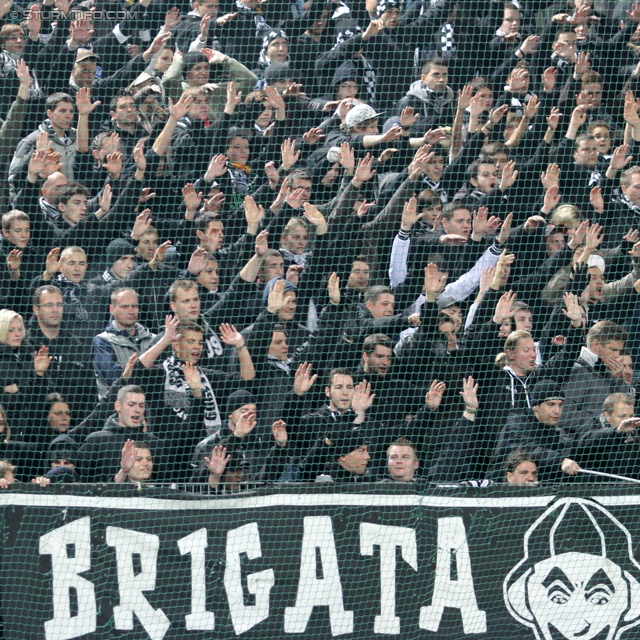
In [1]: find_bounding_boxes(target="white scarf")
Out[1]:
[162,355,221,432]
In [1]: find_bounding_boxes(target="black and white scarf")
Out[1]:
[267,354,291,374]
[280,246,311,267]
[39,196,61,222]
[619,193,640,215]
[440,23,455,57]
[162,355,221,432]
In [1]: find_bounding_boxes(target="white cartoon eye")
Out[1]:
[587,591,610,606]
[548,589,569,605]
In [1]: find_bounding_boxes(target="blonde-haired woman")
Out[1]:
[0,309,52,422]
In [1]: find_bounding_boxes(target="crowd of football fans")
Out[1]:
[0,0,637,488]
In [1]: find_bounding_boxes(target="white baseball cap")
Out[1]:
[345,103,384,128]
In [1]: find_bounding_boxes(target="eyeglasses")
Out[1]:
[341,82,358,89]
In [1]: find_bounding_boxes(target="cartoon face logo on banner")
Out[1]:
[503,498,640,640]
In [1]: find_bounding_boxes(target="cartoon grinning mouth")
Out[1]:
[548,623,609,640]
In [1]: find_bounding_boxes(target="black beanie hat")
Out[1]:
[225,389,257,416]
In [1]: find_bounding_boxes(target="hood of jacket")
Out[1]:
[40,119,77,144]
[405,80,454,107]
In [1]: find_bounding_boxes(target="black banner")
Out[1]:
[4,483,640,639]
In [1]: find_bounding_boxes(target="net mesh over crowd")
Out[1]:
[3,0,640,634]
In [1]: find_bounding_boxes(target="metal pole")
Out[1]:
[577,468,640,485]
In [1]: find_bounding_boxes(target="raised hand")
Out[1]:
[338,142,355,174]
[216,11,237,26]
[267,279,294,314]
[457,84,473,112]
[519,34,540,55]
[472,206,501,238]
[202,48,226,65]
[570,104,588,129]
[164,314,180,342]
[131,209,152,241]
[97,183,112,216]
[400,197,421,231]
[541,164,560,193]
[16,59,31,90]
[33,346,52,374]
[361,18,383,41]
[204,191,225,213]
[617,417,640,434]
[303,202,327,229]
[546,107,562,131]
[263,85,286,112]
[352,380,375,415]
[244,196,264,233]
[205,154,228,181]
[264,161,279,186]
[182,361,202,391]
[133,138,146,173]
[381,126,402,142]
[625,228,639,245]
[624,91,640,126]
[499,160,519,191]
[103,150,123,179]
[182,183,203,216]
[590,186,604,214]
[205,446,231,476]
[328,272,340,305]
[120,440,136,475]
[609,144,633,172]
[523,93,539,120]
[45,247,61,278]
[164,6,181,30]
[234,410,257,438]
[497,212,514,245]
[493,289,517,324]
[293,362,317,396]
[42,150,62,178]
[143,31,171,61]
[353,153,376,185]
[169,93,194,121]
[187,246,208,275]
[574,50,591,76]
[524,215,546,232]
[302,127,325,145]
[272,420,288,446]
[585,222,604,251]
[219,323,245,349]
[425,379,446,411]
[255,229,268,256]
[489,103,510,124]
[76,87,101,115]
[27,149,47,179]
[562,291,584,326]
[281,138,300,171]
[69,18,94,46]
[460,376,479,412]
[400,106,419,129]
[356,200,376,218]
[6,249,21,274]
[479,266,495,295]
[542,185,560,214]
[149,241,172,270]
[424,262,447,298]
[123,353,138,380]
[492,250,516,289]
